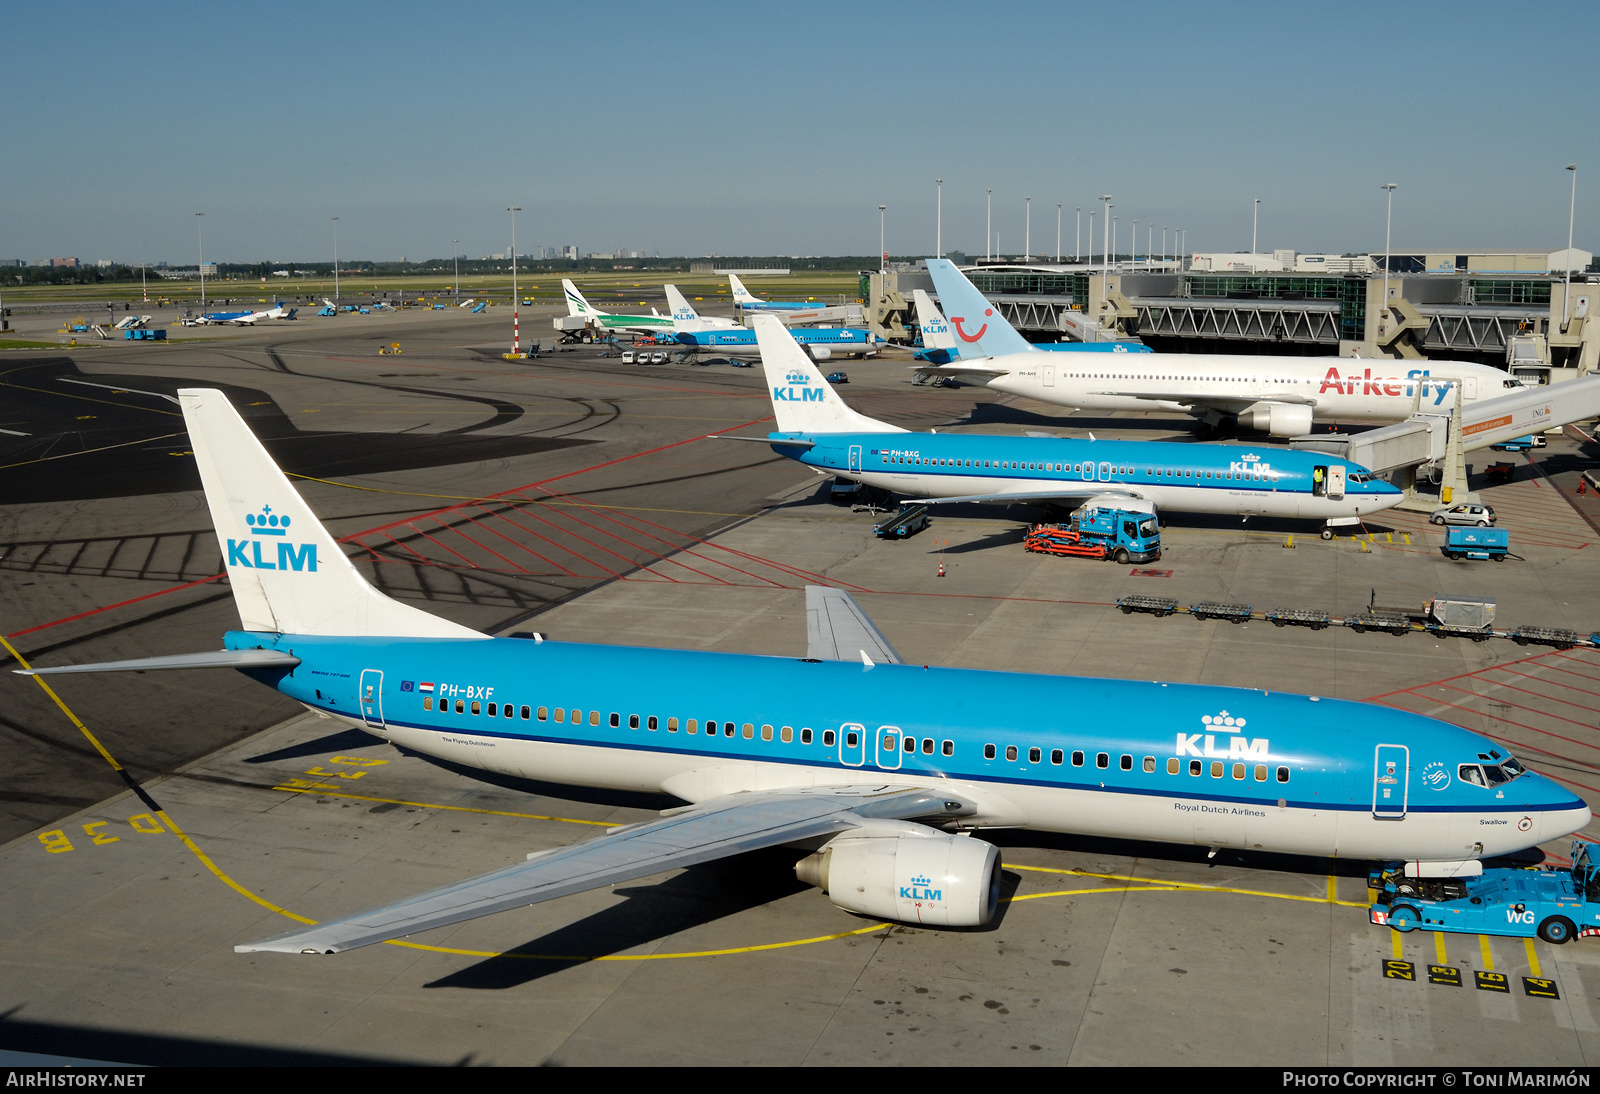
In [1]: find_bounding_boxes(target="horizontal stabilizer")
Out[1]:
[237,785,967,954]
[805,586,903,665]
[15,649,301,676]
[707,433,816,448]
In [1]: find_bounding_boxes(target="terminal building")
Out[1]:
[863,247,1598,379]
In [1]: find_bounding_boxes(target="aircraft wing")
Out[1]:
[806,585,902,664]
[235,784,972,954]
[910,363,1013,380]
[907,486,1143,507]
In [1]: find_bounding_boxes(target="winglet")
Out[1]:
[806,585,903,665]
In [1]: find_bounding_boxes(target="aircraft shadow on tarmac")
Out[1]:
[956,401,1201,436]
[0,357,592,504]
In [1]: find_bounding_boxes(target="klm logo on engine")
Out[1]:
[901,873,942,902]
[1176,711,1268,759]
[775,368,825,402]
[226,504,318,572]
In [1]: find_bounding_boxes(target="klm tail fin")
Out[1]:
[562,279,601,318]
[753,317,903,435]
[728,274,760,306]
[924,259,1035,358]
[178,388,483,640]
[664,284,700,323]
[913,290,959,355]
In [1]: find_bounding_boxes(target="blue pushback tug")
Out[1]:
[1369,841,1600,944]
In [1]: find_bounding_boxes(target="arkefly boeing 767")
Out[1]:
[16,390,1586,955]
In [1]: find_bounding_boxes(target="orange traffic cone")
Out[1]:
[937,561,946,578]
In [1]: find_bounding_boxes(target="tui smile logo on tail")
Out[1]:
[950,308,992,343]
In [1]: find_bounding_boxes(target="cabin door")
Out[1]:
[359,669,385,730]
[1373,744,1409,819]
[839,722,866,767]
[1326,465,1345,500]
[1041,364,1055,387]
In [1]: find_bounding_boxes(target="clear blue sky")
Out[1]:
[7,0,1595,263]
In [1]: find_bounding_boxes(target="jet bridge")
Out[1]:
[1291,375,1600,509]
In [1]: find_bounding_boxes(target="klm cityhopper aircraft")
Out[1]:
[744,317,1402,530]
[921,260,1524,436]
[18,389,1586,955]
[729,272,827,313]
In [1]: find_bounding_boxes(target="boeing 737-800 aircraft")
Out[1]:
[17,391,1585,955]
[745,317,1401,529]
[923,260,1524,436]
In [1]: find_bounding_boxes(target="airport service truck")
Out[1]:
[1024,504,1161,565]
[1369,841,1600,944]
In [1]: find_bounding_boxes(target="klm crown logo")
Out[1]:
[1178,709,1268,760]
[228,503,317,573]
[785,368,811,385]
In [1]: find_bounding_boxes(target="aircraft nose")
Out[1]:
[1541,799,1592,844]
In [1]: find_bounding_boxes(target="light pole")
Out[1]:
[1251,197,1260,273]
[1088,212,1095,266]
[985,190,992,262]
[1024,196,1031,261]
[878,204,887,273]
[1163,225,1168,265]
[195,213,205,309]
[452,239,459,302]
[1100,195,1112,274]
[1112,216,1118,270]
[1056,203,1062,263]
[1380,183,1397,327]
[935,179,942,259]
[1133,219,1138,266]
[331,217,339,306]
[1565,164,1579,328]
[1076,207,1081,262]
[507,206,521,355]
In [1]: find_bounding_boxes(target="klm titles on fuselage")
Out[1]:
[227,505,318,572]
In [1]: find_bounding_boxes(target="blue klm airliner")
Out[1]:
[17,388,1587,955]
[741,317,1402,533]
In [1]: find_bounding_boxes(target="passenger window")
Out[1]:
[505,705,514,719]
[1051,749,1063,765]
[822,729,835,746]
[1120,754,1132,771]
[553,707,564,722]
[803,728,814,745]
[1028,747,1041,764]
[846,730,859,747]
[762,724,773,741]
[571,708,581,723]
[1167,758,1180,775]
[423,697,433,711]
[1096,753,1109,769]
[609,712,620,728]
[521,705,530,720]
[781,726,793,743]
[1189,759,1202,776]
[629,714,640,729]
[728,723,739,737]
[588,711,599,726]
[742,723,754,739]
[668,717,679,732]
[903,735,915,752]
[1276,766,1290,783]
[471,701,481,715]
[1072,750,1084,767]
[942,740,953,756]
[487,703,497,717]
[1255,764,1267,781]
[1005,745,1018,761]
[647,715,657,731]
[1143,756,1155,773]
[1232,763,1245,780]
[984,744,997,760]
[1211,761,1223,777]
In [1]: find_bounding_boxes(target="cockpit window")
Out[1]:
[1460,757,1526,788]
[1460,764,1487,787]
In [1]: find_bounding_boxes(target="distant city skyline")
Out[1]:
[5,1,1594,264]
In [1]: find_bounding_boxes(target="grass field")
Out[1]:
[3,270,867,309]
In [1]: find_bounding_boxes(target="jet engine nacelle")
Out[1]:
[795,830,1001,927]
[1245,402,1315,437]
[805,345,832,361]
